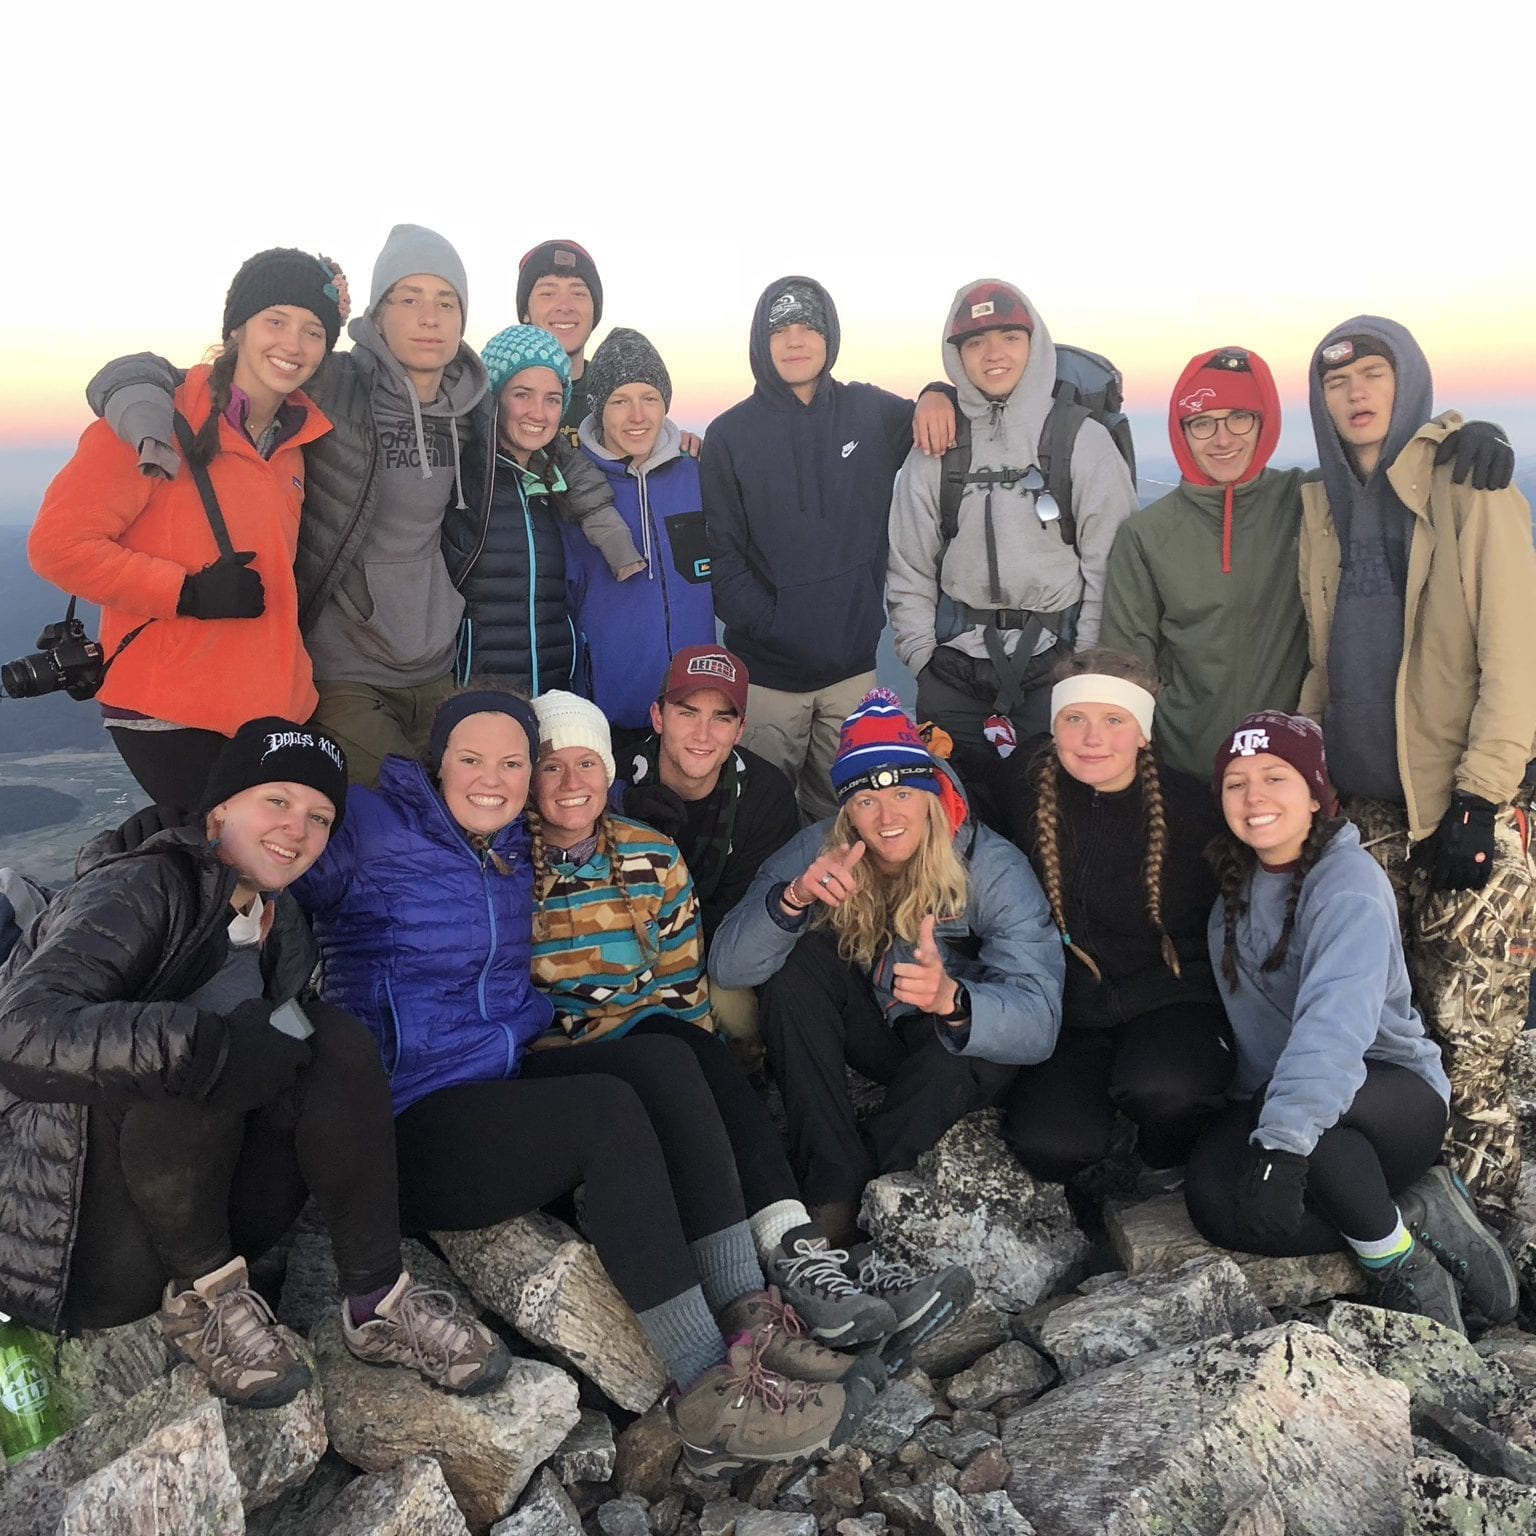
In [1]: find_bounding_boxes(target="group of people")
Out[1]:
[2,225,1534,1473]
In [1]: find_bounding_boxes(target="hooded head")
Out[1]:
[1168,347,1280,488]
[1309,316,1431,501]
[941,279,1057,437]
[749,276,841,402]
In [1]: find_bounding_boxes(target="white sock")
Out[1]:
[1346,1214,1413,1266]
[749,1199,811,1263]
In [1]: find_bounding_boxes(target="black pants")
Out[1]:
[1184,1061,1449,1252]
[626,1014,799,1211]
[395,1032,748,1315]
[68,1005,402,1330]
[1003,1002,1235,1181]
[757,929,1016,1203]
[109,725,228,819]
[915,644,1061,831]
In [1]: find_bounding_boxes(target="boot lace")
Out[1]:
[723,1333,826,1414]
[779,1238,862,1299]
[854,1252,920,1295]
[389,1284,482,1378]
[200,1283,288,1367]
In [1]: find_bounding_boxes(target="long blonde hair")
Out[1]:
[820,792,969,970]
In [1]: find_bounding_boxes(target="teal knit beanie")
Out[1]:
[481,324,572,412]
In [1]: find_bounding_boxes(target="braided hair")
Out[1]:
[1208,814,1340,993]
[527,806,656,957]
[187,347,240,468]
[1033,647,1178,980]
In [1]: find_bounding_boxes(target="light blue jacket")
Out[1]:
[709,783,1063,1066]
[1208,820,1449,1156]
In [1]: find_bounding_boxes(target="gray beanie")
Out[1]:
[586,328,672,440]
[766,281,828,338]
[367,223,469,317]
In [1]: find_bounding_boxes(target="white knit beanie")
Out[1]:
[532,691,616,785]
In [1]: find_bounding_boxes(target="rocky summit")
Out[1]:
[6,1066,1536,1535]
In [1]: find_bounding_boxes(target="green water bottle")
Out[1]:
[0,1311,68,1463]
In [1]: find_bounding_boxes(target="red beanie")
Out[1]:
[1212,710,1332,805]
[1167,346,1281,488]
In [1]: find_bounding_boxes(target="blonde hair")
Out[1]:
[820,793,969,970]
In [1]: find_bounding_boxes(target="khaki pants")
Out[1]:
[743,671,877,826]
[312,675,459,788]
[709,981,764,1075]
[1344,796,1536,1217]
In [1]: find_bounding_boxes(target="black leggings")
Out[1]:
[67,1005,401,1330]
[394,1032,749,1316]
[623,1014,800,1212]
[1002,1002,1235,1181]
[1184,1061,1449,1253]
[757,929,1016,1203]
[108,726,229,819]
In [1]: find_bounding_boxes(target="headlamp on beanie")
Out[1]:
[1316,335,1395,377]
[830,688,940,804]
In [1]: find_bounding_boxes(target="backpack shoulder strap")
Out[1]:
[936,409,973,570]
[1037,396,1089,553]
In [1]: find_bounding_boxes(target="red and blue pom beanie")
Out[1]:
[830,689,939,803]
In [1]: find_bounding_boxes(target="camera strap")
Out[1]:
[171,412,238,561]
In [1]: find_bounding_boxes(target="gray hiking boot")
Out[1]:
[717,1287,887,1394]
[671,1333,871,1475]
[160,1256,311,1408]
[1365,1240,1466,1335]
[1397,1164,1520,1327]
[341,1271,511,1395]
[843,1246,976,1375]
[766,1225,898,1348]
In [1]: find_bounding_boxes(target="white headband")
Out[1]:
[1049,676,1156,739]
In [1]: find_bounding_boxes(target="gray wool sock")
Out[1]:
[635,1286,728,1389]
[689,1221,766,1313]
[750,1199,812,1263]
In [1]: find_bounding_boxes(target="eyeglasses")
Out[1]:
[1184,410,1258,441]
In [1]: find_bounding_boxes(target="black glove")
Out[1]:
[177,552,265,619]
[1434,420,1514,493]
[1233,1143,1309,1247]
[1410,791,1498,891]
[201,999,312,1114]
[623,782,687,843]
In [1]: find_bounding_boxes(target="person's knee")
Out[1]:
[758,934,845,1018]
[1002,1102,1107,1183]
[578,1075,658,1161]
[307,1004,386,1077]
[1109,1072,1218,1134]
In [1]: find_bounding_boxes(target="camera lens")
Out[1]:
[1,653,56,699]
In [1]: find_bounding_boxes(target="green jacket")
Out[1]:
[1101,466,1313,781]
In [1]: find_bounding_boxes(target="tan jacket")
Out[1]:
[1299,412,1536,839]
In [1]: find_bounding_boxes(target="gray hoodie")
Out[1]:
[1208,819,1449,1157]
[302,313,489,684]
[887,282,1137,677]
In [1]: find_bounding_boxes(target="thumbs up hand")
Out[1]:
[892,914,960,1016]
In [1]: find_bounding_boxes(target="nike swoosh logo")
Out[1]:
[841,440,858,458]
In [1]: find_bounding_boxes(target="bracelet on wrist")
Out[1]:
[780,881,813,912]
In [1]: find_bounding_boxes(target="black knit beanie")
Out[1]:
[585,328,672,436]
[429,690,541,775]
[516,239,603,328]
[202,717,349,831]
[223,248,343,350]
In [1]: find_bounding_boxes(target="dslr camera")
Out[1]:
[2,615,105,701]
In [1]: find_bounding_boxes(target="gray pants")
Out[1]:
[743,670,877,825]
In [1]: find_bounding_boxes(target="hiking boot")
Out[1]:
[844,1246,976,1375]
[717,1287,888,1394]
[767,1225,898,1348]
[160,1256,311,1409]
[1397,1164,1520,1327]
[1365,1240,1466,1336]
[341,1271,511,1395]
[671,1333,871,1475]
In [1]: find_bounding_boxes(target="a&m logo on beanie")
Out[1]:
[1230,727,1271,757]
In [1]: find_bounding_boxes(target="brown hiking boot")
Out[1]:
[341,1271,511,1395]
[671,1333,873,1475]
[160,1256,312,1408]
[717,1287,886,1394]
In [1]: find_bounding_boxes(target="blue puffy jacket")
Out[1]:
[292,755,554,1114]
[569,419,716,729]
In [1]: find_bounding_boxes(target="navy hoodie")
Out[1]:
[700,277,915,692]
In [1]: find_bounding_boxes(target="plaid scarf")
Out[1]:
[629,735,743,903]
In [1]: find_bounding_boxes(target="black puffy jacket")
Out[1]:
[0,825,316,1331]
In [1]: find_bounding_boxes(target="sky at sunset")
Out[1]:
[3,2,1533,508]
